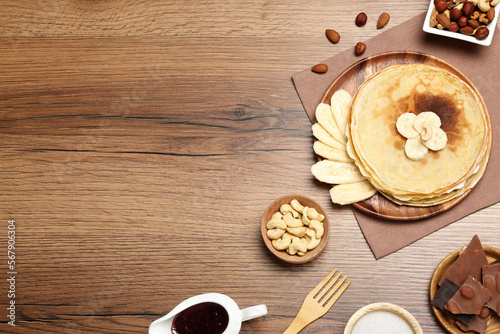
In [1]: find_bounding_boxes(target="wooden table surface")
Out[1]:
[2,1,500,333]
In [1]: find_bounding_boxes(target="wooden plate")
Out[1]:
[261,195,329,264]
[429,246,500,334]
[320,51,489,221]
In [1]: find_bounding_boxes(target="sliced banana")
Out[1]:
[311,123,346,151]
[313,141,353,163]
[329,180,377,205]
[330,90,352,138]
[422,126,447,151]
[311,160,366,184]
[420,122,433,141]
[405,137,429,161]
[396,112,419,139]
[315,103,346,145]
[413,111,441,133]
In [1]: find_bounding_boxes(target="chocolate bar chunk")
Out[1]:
[432,279,473,325]
[439,235,489,286]
[445,275,492,315]
[482,263,500,315]
[456,307,492,334]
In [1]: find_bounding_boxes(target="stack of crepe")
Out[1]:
[345,63,491,207]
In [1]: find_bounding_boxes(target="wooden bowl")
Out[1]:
[261,195,329,264]
[430,246,500,334]
[344,302,423,334]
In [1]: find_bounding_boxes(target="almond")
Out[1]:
[436,13,451,29]
[354,42,366,56]
[377,12,390,29]
[325,29,340,43]
[311,63,328,74]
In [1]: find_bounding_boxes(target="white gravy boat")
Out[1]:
[149,293,267,334]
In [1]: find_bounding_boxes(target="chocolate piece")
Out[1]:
[482,263,500,315]
[445,275,492,315]
[432,279,473,325]
[439,235,489,286]
[456,307,492,334]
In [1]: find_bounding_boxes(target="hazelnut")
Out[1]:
[462,1,475,17]
[355,42,366,56]
[450,8,462,20]
[356,12,367,26]
[449,21,459,32]
[457,15,469,27]
[475,26,490,40]
[435,0,448,12]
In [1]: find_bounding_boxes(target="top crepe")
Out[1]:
[347,63,491,206]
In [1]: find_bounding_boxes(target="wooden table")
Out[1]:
[1,1,499,333]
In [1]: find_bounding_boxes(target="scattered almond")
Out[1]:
[354,42,366,56]
[311,63,328,74]
[377,12,390,29]
[325,29,340,43]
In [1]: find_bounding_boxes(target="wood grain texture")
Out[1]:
[0,1,499,333]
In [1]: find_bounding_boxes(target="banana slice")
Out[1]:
[329,180,378,205]
[315,103,346,145]
[422,126,447,151]
[311,123,346,151]
[405,137,429,161]
[396,112,419,139]
[313,141,353,163]
[330,90,352,138]
[311,160,366,184]
[413,111,441,133]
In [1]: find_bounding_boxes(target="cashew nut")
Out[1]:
[266,218,287,230]
[271,212,283,220]
[286,226,307,237]
[283,212,303,228]
[267,228,285,240]
[280,204,299,218]
[272,233,292,250]
[304,229,321,250]
[306,207,325,222]
[290,199,304,213]
[302,207,311,226]
[309,220,324,239]
[478,0,491,12]
[287,241,307,255]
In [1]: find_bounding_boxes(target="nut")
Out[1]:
[479,13,490,24]
[325,29,340,44]
[457,15,469,27]
[462,1,475,17]
[468,19,480,29]
[460,25,475,35]
[430,8,439,27]
[450,8,462,20]
[477,0,491,12]
[475,26,490,39]
[377,12,390,29]
[355,42,366,56]
[311,63,328,74]
[487,7,495,21]
[449,21,460,32]
[437,13,452,28]
[356,12,368,26]
[435,0,448,12]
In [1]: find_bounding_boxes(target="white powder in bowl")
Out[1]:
[351,310,415,334]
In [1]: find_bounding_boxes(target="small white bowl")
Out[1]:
[422,0,499,46]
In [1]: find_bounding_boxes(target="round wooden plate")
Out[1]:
[430,246,500,334]
[320,51,489,221]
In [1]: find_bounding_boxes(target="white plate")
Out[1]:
[422,0,499,46]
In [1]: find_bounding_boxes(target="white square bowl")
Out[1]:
[422,0,499,46]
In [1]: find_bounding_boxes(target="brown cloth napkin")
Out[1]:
[292,13,500,259]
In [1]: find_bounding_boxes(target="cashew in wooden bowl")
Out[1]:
[261,195,330,264]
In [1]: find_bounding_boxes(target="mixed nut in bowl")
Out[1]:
[423,0,499,46]
[261,195,329,264]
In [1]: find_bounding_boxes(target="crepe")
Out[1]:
[347,63,491,206]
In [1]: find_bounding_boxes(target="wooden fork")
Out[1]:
[283,269,350,334]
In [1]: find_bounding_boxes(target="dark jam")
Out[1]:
[171,302,229,334]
